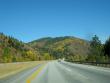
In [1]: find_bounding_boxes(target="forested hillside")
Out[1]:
[28,36,110,62]
[28,36,90,61]
[0,33,41,62]
[0,33,110,63]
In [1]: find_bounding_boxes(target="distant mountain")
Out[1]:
[28,36,90,61]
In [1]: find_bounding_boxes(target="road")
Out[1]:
[0,61,110,83]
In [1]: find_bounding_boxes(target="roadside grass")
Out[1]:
[0,61,45,79]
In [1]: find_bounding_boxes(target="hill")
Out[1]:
[28,36,90,61]
[0,32,91,62]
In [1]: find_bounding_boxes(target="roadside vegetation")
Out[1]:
[86,35,110,62]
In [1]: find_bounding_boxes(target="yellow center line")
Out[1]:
[26,63,47,83]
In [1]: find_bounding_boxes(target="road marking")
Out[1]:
[26,64,46,83]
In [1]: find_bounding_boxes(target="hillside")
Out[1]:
[0,33,40,62]
[28,36,90,61]
[0,32,91,62]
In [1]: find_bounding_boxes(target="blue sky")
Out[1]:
[0,0,110,43]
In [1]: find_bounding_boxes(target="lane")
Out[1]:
[32,61,110,83]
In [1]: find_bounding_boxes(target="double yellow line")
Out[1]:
[26,64,46,83]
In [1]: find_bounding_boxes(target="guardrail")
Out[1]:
[65,60,110,68]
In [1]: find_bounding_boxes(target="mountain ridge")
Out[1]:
[28,36,90,60]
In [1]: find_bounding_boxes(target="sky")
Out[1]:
[0,0,110,43]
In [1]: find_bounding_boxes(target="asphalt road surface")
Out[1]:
[0,61,110,83]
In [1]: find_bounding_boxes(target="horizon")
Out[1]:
[0,0,110,43]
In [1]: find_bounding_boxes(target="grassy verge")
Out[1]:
[0,61,45,79]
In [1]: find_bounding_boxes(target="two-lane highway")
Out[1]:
[0,61,110,83]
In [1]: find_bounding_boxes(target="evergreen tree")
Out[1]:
[87,35,102,62]
[104,37,110,57]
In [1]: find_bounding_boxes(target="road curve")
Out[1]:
[0,61,110,83]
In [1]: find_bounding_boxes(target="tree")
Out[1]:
[87,35,102,62]
[2,47,13,62]
[104,37,110,57]
[25,50,38,61]
[44,53,51,60]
